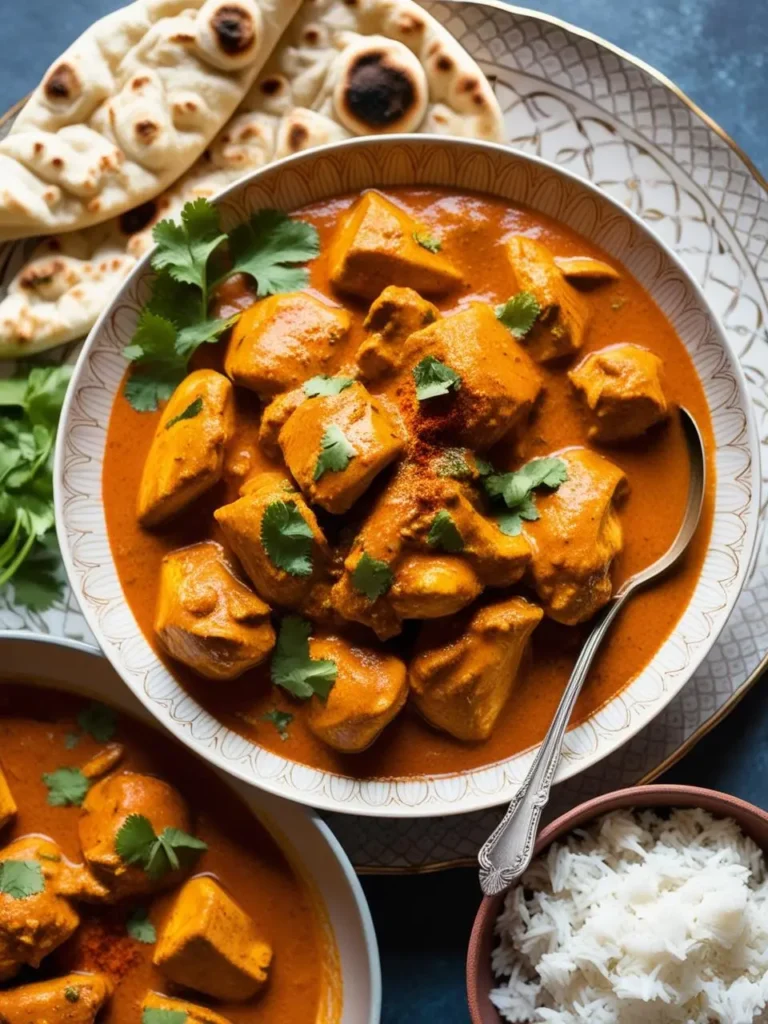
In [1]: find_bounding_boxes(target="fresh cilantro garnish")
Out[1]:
[42,767,90,807]
[142,1010,187,1024]
[427,511,464,553]
[495,292,541,339]
[228,209,320,295]
[115,814,207,881]
[484,457,568,536]
[270,616,337,700]
[313,425,356,481]
[0,860,45,899]
[412,356,461,401]
[413,231,442,253]
[64,986,80,1003]
[65,732,80,750]
[261,500,314,577]
[475,456,494,477]
[262,709,294,740]
[0,366,71,607]
[123,200,319,411]
[77,702,118,742]
[352,552,393,601]
[303,375,354,398]
[126,906,157,944]
[165,397,203,430]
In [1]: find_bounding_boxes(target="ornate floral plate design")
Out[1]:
[1,0,767,865]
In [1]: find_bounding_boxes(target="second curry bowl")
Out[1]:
[55,136,759,816]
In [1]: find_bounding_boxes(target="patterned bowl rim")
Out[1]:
[55,134,762,817]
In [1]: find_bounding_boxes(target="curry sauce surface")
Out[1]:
[103,187,716,779]
[0,686,331,1022]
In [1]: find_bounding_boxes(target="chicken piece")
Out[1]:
[554,255,620,281]
[137,369,235,528]
[214,472,331,614]
[505,236,591,362]
[154,876,272,1001]
[569,343,669,442]
[0,765,16,831]
[143,992,233,1024]
[155,541,275,681]
[409,597,544,741]
[390,553,482,620]
[0,972,112,1024]
[81,744,124,781]
[0,837,105,982]
[79,772,193,900]
[257,386,306,458]
[224,292,350,400]
[401,303,543,450]
[279,381,406,514]
[329,191,462,300]
[306,635,408,752]
[525,448,628,625]
[356,285,439,382]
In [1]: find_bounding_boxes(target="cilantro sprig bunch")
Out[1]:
[484,457,569,535]
[0,365,71,610]
[124,199,320,412]
[115,814,207,881]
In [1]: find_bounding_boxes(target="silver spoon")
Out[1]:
[478,407,706,896]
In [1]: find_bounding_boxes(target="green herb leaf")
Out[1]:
[151,198,227,293]
[474,456,494,477]
[412,356,461,401]
[351,552,394,602]
[261,500,314,578]
[0,860,45,899]
[165,397,203,430]
[126,907,157,944]
[495,292,541,339]
[115,814,158,866]
[77,703,118,742]
[142,1010,187,1024]
[64,986,80,1003]
[271,616,337,701]
[115,814,207,881]
[303,375,354,398]
[494,496,540,537]
[42,767,90,807]
[313,425,356,481]
[229,209,320,296]
[10,537,64,611]
[64,732,80,750]
[262,709,294,741]
[413,231,442,253]
[484,457,568,534]
[427,510,464,553]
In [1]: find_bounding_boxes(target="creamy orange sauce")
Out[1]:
[0,685,333,1021]
[103,187,715,780]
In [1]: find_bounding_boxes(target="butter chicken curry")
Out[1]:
[0,686,335,1023]
[104,187,715,779]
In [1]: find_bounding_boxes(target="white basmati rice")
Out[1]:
[490,808,768,1024]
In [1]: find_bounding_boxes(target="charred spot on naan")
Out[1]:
[212,3,256,55]
[44,62,80,103]
[119,200,159,237]
[335,42,428,134]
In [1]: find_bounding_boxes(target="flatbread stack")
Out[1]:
[0,0,504,358]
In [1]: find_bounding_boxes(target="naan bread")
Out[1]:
[0,0,503,356]
[0,0,301,241]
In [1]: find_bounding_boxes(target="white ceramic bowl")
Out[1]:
[55,135,760,817]
[0,632,381,1024]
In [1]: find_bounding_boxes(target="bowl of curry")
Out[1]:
[0,633,381,1023]
[55,135,760,816]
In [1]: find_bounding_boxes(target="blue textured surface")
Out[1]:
[2,3,767,1023]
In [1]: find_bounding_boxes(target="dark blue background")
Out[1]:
[2,3,767,1022]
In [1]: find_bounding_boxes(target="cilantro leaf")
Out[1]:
[313,425,356,481]
[427,511,464,553]
[484,457,568,535]
[351,552,393,602]
[262,709,293,740]
[494,496,540,537]
[142,1009,187,1024]
[42,767,90,807]
[413,231,442,253]
[475,456,494,477]
[115,814,158,866]
[412,356,461,401]
[175,317,237,360]
[23,366,74,428]
[115,814,206,881]
[495,292,541,339]
[261,500,314,577]
[229,209,320,296]
[165,397,203,430]
[77,703,118,742]
[0,860,45,899]
[10,538,64,612]
[64,986,80,1003]
[271,616,337,700]
[151,197,227,294]
[303,375,354,398]
[126,907,157,944]
[65,733,80,750]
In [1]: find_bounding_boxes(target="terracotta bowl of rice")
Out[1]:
[467,784,768,1024]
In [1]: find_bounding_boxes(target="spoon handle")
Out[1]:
[478,595,626,896]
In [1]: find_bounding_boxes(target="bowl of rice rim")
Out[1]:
[467,785,768,1024]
